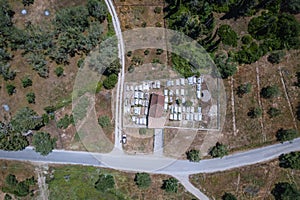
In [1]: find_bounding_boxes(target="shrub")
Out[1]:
[55,66,64,77]
[6,84,15,95]
[134,173,151,188]
[154,7,162,14]
[141,22,147,27]
[57,114,74,129]
[261,85,280,99]
[128,65,135,73]
[237,83,252,97]
[77,58,84,68]
[210,142,228,158]
[248,107,262,118]
[21,76,32,88]
[186,149,201,162]
[155,22,162,27]
[126,51,132,57]
[26,92,35,104]
[98,116,111,128]
[276,128,299,143]
[279,152,300,169]
[139,128,147,135]
[162,178,178,193]
[156,48,163,55]
[271,182,300,200]
[144,49,150,55]
[267,51,285,64]
[222,192,237,200]
[267,107,281,118]
[241,35,252,45]
[95,174,115,192]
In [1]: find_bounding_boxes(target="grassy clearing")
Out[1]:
[190,159,300,199]
[47,165,196,200]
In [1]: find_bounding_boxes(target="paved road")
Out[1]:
[1,139,300,199]
[1,139,300,175]
[104,0,125,150]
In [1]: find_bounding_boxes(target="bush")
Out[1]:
[222,192,237,200]
[267,51,285,64]
[186,149,201,162]
[95,174,115,192]
[144,49,150,55]
[139,128,147,135]
[57,114,74,129]
[276,128,299,143]
[77,58,84,68]
[54,66,64,77]
[156,49,163,55]
[32,132,57,156]
[42,113,50,125]
[248,107,262,118]
[126,51,132,57]
[271,182,300,200]
[98,116,111,128]
[155,22,162,27]
[267,107,281,118]
[162,178,178,193]
[154,7,162,14]
[241,35,252,45]
[21,76,32,88]
[218,24,238,47]
[134,173,151,188]
[103,74,118,89]
[128,65,134,73]
[261,85,280,99]
[209,142,228,158]
[26,92,35,104]
[279,152,300,169]
[6,84,15,95]
[237,83,252,97]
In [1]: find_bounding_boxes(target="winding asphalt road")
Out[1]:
[1,139,300,175]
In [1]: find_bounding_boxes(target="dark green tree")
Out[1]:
[222,192,237,200]
[186,149,201,162]
[276,129,299,143]
[218,24,238,47]
[162,177,178,193]
[271,182,300,200]
[210,142,228,158]
[95,174,115,192]
[4,194,12,200]
[103,74,118,89]
[87,0,108,22]
[98,116,111,128]
[21,76,32,88]
[26,92,35,104]
[134,172,151,188]
[32,132,56,156]
[279,152,300,169]
[261,85,280,99]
